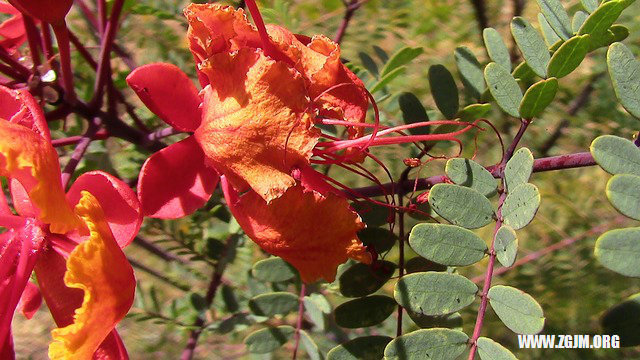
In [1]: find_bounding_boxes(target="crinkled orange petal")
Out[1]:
[222,178,371,283]
[0,120,81,234]
[48,191,135,360]
[195,48,318,203]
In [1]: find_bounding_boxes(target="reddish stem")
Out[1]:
[51,21,76,104]
[92,0,125,107]
[468,118,531,360]
[61,118,101,189]
[292,284,306,360]
[52,130,109,147]
[22,15,42,71]
[41,23,55,62]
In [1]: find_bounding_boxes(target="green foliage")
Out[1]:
[409,223,488,266]
[339,261,396,297]
[495,225,519,267]
[483,28,512,71]
[511,17,551,78]
[380,46,424,77]
[248,292,299,317]
[595,227,640,277]
[407,311,463,329]
[504,148,534,192]
[428,65,459,119]
[384,329,469,360]
[244,326,295,354]
[485,62,523,118]
[357,227,397,253]
[519,78,558,119]
[606,174,640,220]
[536,0,573,40]
[488,285,546,334]
[547,35,590,78]
[590,135,640,176]
[607,42,640,118]
[394,272,478,316]
[445,158,498,197]
[455,46,486,100]
[327,336,392,360]
[502,183,541,230]
[251,257,298,282]
[601,293,640,346]
[477,337,518,360]
[398,92,430,135]
[334,295,396,328]
[428,184,495,229]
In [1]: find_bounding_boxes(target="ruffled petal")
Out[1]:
[0,13,26,51]
[66,171,142,248]
[222,177,370,283]
[0,120,82,234]
[17,280,41,319]
[0,221,45,349]
[93,331,129,360]
[126,63,202,132]
[5,0,72,24]
[195,49,318,203]
[137,136,218,218]
[48,191,135,359]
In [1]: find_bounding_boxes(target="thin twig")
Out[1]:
[292,284,307,360]
[334,0,363,44]
[133,236,189,265]
[128,257,190,291]
[351,151,596,198]
[91,0,125,107]
[468,118,531,360]
[60,118,101,189]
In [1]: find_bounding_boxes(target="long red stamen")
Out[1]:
[244,0,290,65]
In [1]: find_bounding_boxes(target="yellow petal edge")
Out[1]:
[48,191,135,360]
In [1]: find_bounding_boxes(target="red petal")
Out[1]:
[93,331,129,360]
[66,171,142,248]
[9,178,35,217]
[126,63,202,132]
[138,136,219,218]
[17,280,41,319]
[0,329,15,360]
[222,177,370,283]
[0,87,50,142]
[0,185,10,215]
[5,0,72,24]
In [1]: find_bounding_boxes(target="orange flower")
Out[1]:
[0,86,138,359]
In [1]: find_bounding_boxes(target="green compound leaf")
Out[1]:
[607,42,640,118]
[536,0,573,40]
[370,66,406,93]
[502,183,541,230]
[248,292,299,317]
[512,61,537,83]
[394,272,478,316]
[352,202,390,227]
[504,148,534,192]
[399,92,430,135]
[457,103,492,122]
[590,135,640,176]
[327,336,392,360]
[409,223,488,266]
[380,46,423,77]
[519,77,558,119]
[455,46,485,100]
[358,52,379,77]
[607,174,640,220]
[485,62,523,118]
[358,227,397,253]
[483,28,511,71]
[511,17,551,78]
[244,325,295,354]
[428,183,495,229]
[445,158,498,197]
[581,0,599,13]
[300,330,322,360]
[572,11,589,33]
[407,311,463,329]
[428,64,459,119]
[477,337,518,360]
[538,13,562,47]
[495,225,519,267]
[384,328,469,360]
[595,227,640,277]
[547,35,590,78]
[488,285,545,334]
[579,0,634,37]
[339,261,396,297]
[334,295,396,328]
[588,24,629,52]
[601,293,640,347]
[251,257,297,282]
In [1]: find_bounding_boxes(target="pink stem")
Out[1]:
[91,0,125,107]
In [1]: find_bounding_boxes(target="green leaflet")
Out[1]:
[579,0,634,37]
[601,293,640,346]
[428,183,495,229]
[485,62,523,118]
[483,28,511,70]
[519,77,558,119]
[590,135,640,176]
[244,326,295,354]
[445,157,498,197]
[538,13,562,47]
[251,257,297,282]
[384,329,468,360]
[606,174,640,220]
[477,337,518,360]
[489,285,545,334]
[502,183,541,230]
[394,272,478,316]
[409,223,488,266]
[380,46,423,77]
[504,148,535,192]
[455,46,485,100]
[327,336,392,360]
[334,295,396,328]
[607,42,640,118]
[536,0,573,40]
[398,92,430,135]
[547,35,590,78]
[595,227,640,277]
[248,292,298,317]
[511,17,550,78]
[495,225,519,267]
[339,261,396,297]
[428,64,459,119]
[572,10,589,33]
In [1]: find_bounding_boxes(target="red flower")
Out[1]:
[6,0,72,24]
[0,3,27,52]
[0,86,140,358]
